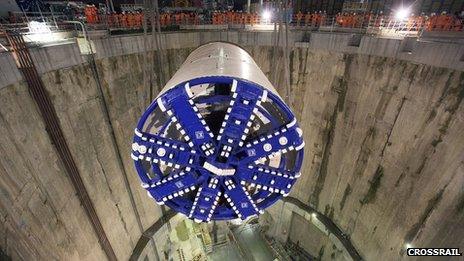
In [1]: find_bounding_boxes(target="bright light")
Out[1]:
[395,8,410,20]
[28,21,51,34]
[311,212,317,219]
[25,21,66,44]
[262,10,272,22]
[405,243,413,249]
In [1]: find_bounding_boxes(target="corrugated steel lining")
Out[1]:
[5,31,117,261]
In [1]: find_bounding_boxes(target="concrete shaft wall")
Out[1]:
[0,31,463,260]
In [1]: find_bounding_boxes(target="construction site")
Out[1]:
[0,0,463,260]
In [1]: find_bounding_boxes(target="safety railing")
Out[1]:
[81,12,464,34]
[0,19,81,52]
[1,11,82,37]
[8,11,71,25]
[292,13,464,34]
[3,10,464,33]
[1,11,463,51]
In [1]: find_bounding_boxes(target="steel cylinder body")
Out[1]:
[160,42,278,96]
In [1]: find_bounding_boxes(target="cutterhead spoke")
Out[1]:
[237,119,305,164]
[132,129,199,169]
[223,178,260,219]
[145,171,198,204]
[215,80,268,160]
[157,83,215,157]
[188,178,222,222]
[239,165,300,196]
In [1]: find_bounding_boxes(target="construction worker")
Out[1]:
[312,11,318,26]
[105,12,112,27]
[452,16,462,31]
[194,13,200,25]
[115,12,122,27]
[244,12,250,24]
[84,5,97,24]
[175,12,181,25]
[166,12,172,26]
[296,11,303,26]
[346,13,352,27]
[121,12,129,28]
[443,12,453,30]
[355,13,363,28]
[113,12,119,27]
[252,12,259,25]
[335,12,343,27]
[160,13,166,26]
[179,12,184,25]
[212,11,218,25]
[309,12,316,27]
[316,11,322,27]
[364,11,373,27]
[416,13,425,31]
[135,12,143,28]
[436,12,445,30]
[237,11,243,24]
[304,12,311,26]
[426,13,437,31]
[188,12,194,25]
[321,11,327,26]
[221,12,226,24]
[127,12,134,28]
[227,11,233,24]
[406,14,415,31]
[215,11,221,24]
[350,13,357,28]
[84,6,91,23]
[182,12,188,24]
[91,5,98,24]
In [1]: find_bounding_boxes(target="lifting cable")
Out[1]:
[143,0,166,103]
[271,0,280,85]
[148,1,174,257]
[271,0,291,105]
[283,0,291,106]
[143,0,154,107]
[141,1,166,260]
[152,0,167,97]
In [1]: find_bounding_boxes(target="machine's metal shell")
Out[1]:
[159,42,279,96]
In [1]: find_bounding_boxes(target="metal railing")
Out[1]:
[82,12,464,35]
[6,10,463,32]
[1,11,463,52]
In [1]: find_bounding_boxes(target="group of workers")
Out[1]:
[212,11,260,25]
[85,5,144,28]
[83,4,463,32]
[294,11,463,31]
[109,12,144,28]
[294,11,328,27]
[161,12,200,26]
[424,13,463,31]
